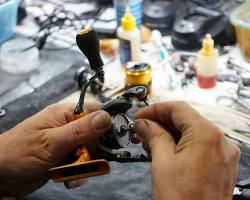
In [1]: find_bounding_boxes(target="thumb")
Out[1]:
[47,110,112,157]
[136,119,176,160]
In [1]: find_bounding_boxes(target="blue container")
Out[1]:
[113,0,142,27]
[0,0,21,44]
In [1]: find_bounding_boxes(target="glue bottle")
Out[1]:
[117,7,141,66]
[196,34,218,89]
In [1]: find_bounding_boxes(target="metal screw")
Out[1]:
[128,123,135,132]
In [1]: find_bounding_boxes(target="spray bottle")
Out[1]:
[117,7,141,66]
[196,34,218,89]
[151,30,177,89]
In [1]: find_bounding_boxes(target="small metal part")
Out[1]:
[238,89,250,99]
[216,96,235,107]
[233,179,250,200]
[185,70,196,80]
[119,124,128,136]
[236,178,250,189]
[128,122,135,132]
[227,57,250,73]
[0,108,6,118]
[143,99,149,106]
[74,66,93,89]
[216,96,250,112]
[113,113,133,147]
[241,72,250,87]
[238,73,250,99]
[173,62,185,73]
[218,74,239,83]
[136,86,144,93]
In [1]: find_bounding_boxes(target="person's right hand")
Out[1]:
[136,102,240,200]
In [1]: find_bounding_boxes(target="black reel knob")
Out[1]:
[76,28,104,73]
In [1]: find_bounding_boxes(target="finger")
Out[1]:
[64,102,102,123]
[136,102,207,136]
[56,103,102,123]
[47,110,112,157]
[50,103,102,121]
[64,178,87,189]
[136,119,176,160]
[32,103,102,129]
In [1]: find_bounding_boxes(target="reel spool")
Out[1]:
[125,62,152,94]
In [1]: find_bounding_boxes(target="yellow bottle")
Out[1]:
[197,34,219,89]
[117,8,141,66]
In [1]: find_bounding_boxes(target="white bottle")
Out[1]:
[197,34,218,89]
[117,8,141,66]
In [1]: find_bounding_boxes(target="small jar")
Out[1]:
[125,62,152,94]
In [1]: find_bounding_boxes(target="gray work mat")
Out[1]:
[21,144,250,200]
[0,69,34,95]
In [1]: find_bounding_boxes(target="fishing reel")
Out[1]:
[97,86,149,162]
[50,28,149,183]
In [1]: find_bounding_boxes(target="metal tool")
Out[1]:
[233,179,250,200]
[216,96,250,113]
[50,28,149,184]
[0,108,6,118]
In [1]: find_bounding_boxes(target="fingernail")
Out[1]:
[136,120,149,137]
[131,134,142,144]
[92,111,111,130]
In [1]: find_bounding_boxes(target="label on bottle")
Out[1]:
[119,38,131,65]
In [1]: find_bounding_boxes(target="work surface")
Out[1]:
[0,1,249,199]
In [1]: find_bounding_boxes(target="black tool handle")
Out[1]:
[76,28,104,72]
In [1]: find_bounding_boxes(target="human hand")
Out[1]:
[136,102,240,200]
[0,103,111,197]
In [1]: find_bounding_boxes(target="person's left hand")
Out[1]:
[0,103,112,197]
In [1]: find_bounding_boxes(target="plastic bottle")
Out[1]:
[117,7,141,66]
[196,34,218,89]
